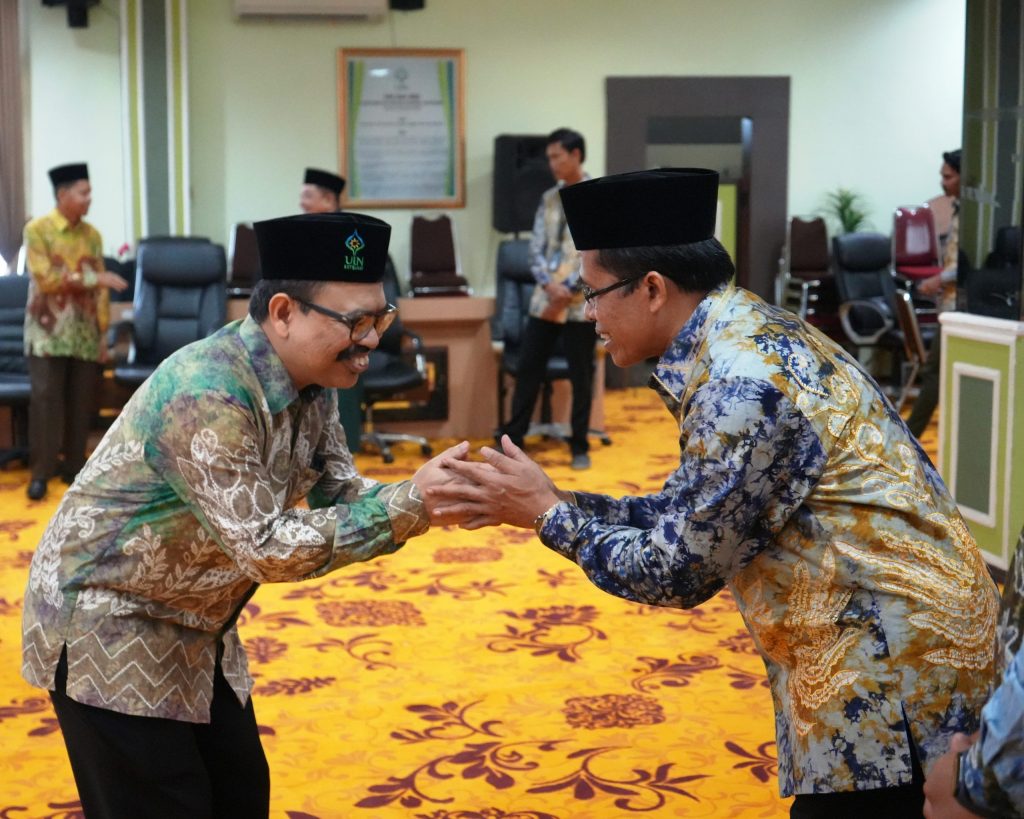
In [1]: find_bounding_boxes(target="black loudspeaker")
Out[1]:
[492,134,554,233]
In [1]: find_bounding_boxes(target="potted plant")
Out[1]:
[823,188,870,234]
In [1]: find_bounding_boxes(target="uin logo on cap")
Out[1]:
[344,230,365,271]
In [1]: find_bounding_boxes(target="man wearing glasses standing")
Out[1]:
[430,169,998,818]
[21,212,469,817]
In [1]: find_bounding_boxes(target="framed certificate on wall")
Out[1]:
[337,47,465,209]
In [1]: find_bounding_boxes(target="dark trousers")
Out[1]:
[28,355,99,481]
[790,743,925,818]
[503,317,597,456]
[905,332,941,437]
[49,649,270,819]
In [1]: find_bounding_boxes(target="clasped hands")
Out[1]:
[411,436,569,530]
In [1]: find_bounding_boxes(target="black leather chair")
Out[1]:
[359,260,433,463]
[493,238,610,445]
[0,274,31,468]
[113,238,227,389]
[832,232,934,391]
[968,226,1022,320]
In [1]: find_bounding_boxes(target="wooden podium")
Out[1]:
[391,296,498,440]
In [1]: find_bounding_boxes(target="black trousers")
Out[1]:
[49,649,270,819]
[503,317,597,456]
[28,355,99,482]
[789,743,925,818]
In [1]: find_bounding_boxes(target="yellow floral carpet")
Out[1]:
[0,387,940,818]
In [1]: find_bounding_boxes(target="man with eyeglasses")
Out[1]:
[429,169,998,818]
[21,211,469,817]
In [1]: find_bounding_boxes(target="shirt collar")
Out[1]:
[649,284,730,416]
[48,208,71,232]
[239,316,321,414]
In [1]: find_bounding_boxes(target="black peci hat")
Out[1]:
[303,168,346,197]
[253,212,390,283]
[48,163,89,188]
[560,168,719,250]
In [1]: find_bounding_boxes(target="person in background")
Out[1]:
[499,128,596,470]
[906,148,961,437]
[23,162,129,501]
[431,168,999,818]
[299,167,346,214]
[21,211,469,818]
[923,525,1024,818]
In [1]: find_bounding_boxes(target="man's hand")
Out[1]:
[923,732,982,819]
[543,281,573,306]
[411,441,472,526]
[917,274,943,297]
[426,435,568,530]
[98,271,130,292]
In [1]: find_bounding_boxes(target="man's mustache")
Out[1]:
[336,345,373,361]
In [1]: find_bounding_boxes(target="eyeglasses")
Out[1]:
[580,274,644,305]
[295,299,397,341]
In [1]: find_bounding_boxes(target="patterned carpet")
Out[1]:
[0,386,940,818]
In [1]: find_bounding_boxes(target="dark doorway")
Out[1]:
[605,76,789,298]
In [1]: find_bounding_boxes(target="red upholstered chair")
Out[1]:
[892,205,943,281]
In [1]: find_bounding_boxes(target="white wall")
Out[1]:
[23,0,127,254]
[23,0,966,286]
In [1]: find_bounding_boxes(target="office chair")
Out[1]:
[831,232,907,389]
[892,289,931,412]
[113,237,227,390]
[969,225,1022,320]
[360,260,433,464]
[103,256,136,303]
[227,223,261,298]
[493,238,610,445]
[409,215,471,296]
[777,216,841,337]
[892,205,944,285]
[0,274,31,467]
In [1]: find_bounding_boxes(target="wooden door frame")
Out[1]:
[606,76,790,300]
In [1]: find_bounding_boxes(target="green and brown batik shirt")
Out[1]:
[22,316,429,722]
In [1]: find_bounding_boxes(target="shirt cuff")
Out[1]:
[536,499,586,559]
[375,480,430,543]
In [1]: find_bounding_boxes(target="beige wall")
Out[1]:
[24,0,965,289]
[23,0,127,253]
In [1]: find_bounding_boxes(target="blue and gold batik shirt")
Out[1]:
[537,284,998,796]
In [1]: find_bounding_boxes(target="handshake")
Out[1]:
[410,436,573,531]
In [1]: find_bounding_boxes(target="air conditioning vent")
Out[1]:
[234,0,388,19]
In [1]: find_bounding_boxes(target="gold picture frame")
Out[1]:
[338,47,465,209]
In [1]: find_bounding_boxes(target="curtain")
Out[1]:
[0,0,26,267]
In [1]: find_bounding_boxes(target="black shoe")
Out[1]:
[27,479,47,501]
[60,468,78,485]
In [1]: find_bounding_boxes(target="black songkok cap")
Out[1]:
[560,168,719,250]
[254,212,390,283]
[49,163,89,188]
[303,167,346,197]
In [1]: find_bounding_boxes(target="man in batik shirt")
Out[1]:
[499,128,596,470]
[23,162,129,500]
[432,169,998,818]
[22,212,469,817]
[924,525,1024,818]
